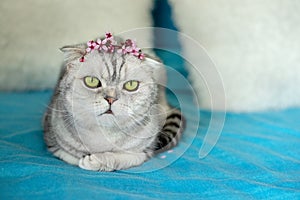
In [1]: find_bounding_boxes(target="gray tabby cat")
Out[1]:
[43,39,185,171]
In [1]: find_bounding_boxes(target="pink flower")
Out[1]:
[105,32,113,40]
[82,32,145,61]
[97,38,108,51]
[106,39,116,53]
[105,32,117,50]
[107,44,115,53]
[137,53,145,60]
[86,40,99,53]
[130,47,141,56]
[79,56,85,62]
[117,44,132,54]
[124,39,133,46]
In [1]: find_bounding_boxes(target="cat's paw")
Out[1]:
[78,154,115,172]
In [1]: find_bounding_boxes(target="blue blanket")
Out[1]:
[1,90,299,199]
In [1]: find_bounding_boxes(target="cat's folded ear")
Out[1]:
[144,54,163,65]
[60,44,86,63]
[143,54,167,85]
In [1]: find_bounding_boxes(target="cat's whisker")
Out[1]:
[45,106,68,113]
[127,113,150,127]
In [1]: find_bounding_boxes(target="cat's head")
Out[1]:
[59,44,165,131]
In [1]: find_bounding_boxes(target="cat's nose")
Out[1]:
[104,96,118,105]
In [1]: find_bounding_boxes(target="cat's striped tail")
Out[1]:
[151,108,185,154]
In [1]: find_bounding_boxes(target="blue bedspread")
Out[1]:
[0,90,299,199]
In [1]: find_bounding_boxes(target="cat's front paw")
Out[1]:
[79,154,115,172]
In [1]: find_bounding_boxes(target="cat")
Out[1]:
[43,36,185,171]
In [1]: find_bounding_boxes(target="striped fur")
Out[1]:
[150,109,185,154]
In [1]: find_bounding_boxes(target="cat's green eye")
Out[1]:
[123,80,139,91]
[83,76,101,89]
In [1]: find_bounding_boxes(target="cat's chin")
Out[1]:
[96,113,135,130]
[96,114,117,128]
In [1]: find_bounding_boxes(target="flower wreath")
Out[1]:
[80,32,145,62]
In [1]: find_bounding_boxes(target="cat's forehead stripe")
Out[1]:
[111,56,117,82]
[100,53,127,83]
[101,54,111,78]
[117,57,126,82]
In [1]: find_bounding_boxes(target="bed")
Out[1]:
[1,86,300,199]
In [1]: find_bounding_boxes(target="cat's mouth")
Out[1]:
[98,108,114,116]
[104,109,114,115]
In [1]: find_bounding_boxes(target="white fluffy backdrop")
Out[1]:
[0,0,153,90]
[170,0,300,111]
